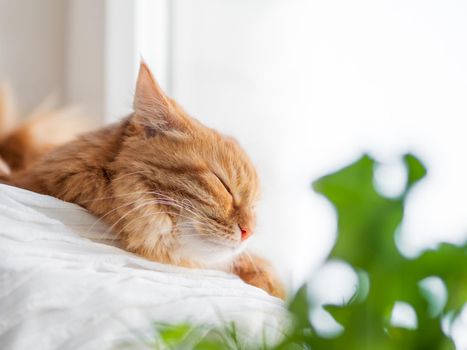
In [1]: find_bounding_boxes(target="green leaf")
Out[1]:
[309,154,461,349]
[158,323,192,346]
[403,153,427,191]
[313,155,403,268]
[288,285,312,329]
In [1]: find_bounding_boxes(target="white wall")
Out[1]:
[66,0,170,123]
[66,0,107,121]
[0,0,67,113]
[0,0,144,122]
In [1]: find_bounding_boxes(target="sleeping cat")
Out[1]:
[2,63,285,298]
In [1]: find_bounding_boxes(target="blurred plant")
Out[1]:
[139,154,467,350]
[278,154,466,350]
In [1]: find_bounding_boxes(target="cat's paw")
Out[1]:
[232,253,286,299]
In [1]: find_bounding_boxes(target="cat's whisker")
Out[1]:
[174,220,226,236]
[188,226,234,240]
[110,208,218,243]
[174,221,216,233]
[103,200,165,236]
[182,224,224,234]
[95,198,215,239]
[77,190,178,205]
[85,197,158,235]
[85,195,189,234]
[77,190,159,204]
[199,220,231,233]
[77,189,208,226]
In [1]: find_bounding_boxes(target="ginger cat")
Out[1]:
[2,63,285,298]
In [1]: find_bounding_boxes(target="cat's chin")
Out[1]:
[174,234,246,268]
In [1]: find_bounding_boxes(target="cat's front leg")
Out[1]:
[231,253,285,299]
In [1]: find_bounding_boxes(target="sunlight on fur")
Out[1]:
[0,63,285,299]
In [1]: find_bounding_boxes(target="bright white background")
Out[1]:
[165,0,467,288]
[1,0,467,300]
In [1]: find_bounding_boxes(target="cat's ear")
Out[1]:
[132,62,178,136]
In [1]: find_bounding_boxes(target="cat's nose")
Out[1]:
[239,225,252,241]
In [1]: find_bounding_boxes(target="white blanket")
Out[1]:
[0,184,286,350]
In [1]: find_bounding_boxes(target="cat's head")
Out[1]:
[111,63,260,267]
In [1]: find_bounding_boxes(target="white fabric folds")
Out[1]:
[0,184,285,350]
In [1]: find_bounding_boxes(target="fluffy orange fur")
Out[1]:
[3,63,285,298]
[0,85,90,173]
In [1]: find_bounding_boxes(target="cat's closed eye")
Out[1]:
[213,173,234,200]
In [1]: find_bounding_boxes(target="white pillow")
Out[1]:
[0,184,286,350]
